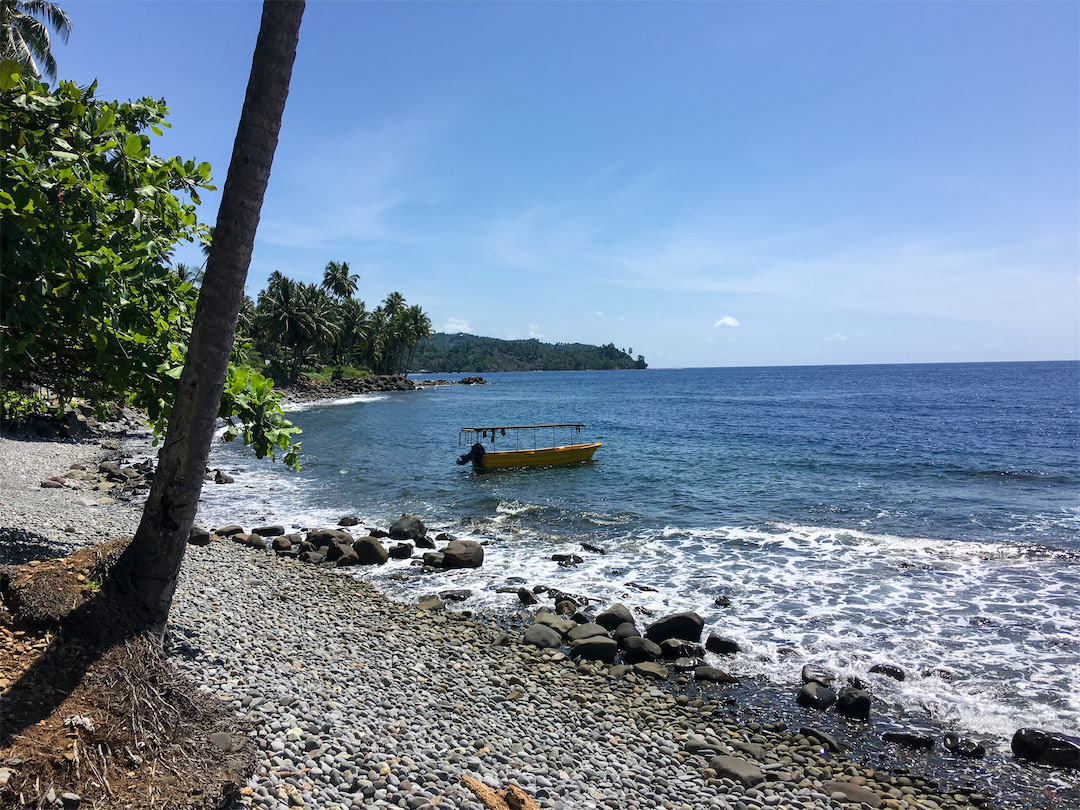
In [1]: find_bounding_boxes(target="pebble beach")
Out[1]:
[0,433,1053,810]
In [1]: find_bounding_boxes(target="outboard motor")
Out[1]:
[457,442,486,465]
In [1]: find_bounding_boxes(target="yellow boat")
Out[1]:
[457,424,601,469]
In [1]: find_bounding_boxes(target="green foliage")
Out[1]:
[219,365,301,470]
[410,333,646,373]
[251,272,430,381]
[0,71,300,465]
[0,388,48,423]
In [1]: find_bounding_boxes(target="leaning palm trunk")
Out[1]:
[112,1,305,633]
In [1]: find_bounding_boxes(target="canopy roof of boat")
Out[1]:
[460,424,585,432]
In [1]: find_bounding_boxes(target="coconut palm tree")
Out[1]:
[0,0,71,82]
[321,259,358,300]
[115,1,305,633]
[402,304,432,374]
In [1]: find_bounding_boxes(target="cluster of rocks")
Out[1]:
[518,604,740,688]
[413,376,487,388]
[8,402,144,441]
[191,513,486,574]
[38,455,153,504]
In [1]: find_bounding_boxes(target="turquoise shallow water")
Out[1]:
[195,361,1080,753]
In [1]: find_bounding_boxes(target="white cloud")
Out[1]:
[529,323,544,339]
[826,333,848,342]
[594,310,606,318]
[714,316,740,328]
[443,316,472,333]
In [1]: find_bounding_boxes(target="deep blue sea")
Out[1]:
[193,361,1080,756]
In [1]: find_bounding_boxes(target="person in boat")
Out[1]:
[457,442,486,465]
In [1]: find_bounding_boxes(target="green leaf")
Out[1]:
[123,134,144,157]
[0,59,21,91]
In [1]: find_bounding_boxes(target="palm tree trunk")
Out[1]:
[112,1,305,634]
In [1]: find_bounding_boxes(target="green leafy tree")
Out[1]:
[0,65,298,451]
[320,259,357,300]
[0,0,70,81]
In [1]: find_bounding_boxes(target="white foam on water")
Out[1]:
[284,393,391,413]
[167,430,1080,748]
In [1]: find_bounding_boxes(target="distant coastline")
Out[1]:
[410,332,648,372]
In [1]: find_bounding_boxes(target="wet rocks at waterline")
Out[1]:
[190,513,482,571]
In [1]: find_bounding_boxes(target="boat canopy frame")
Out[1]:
[459,423,587,452]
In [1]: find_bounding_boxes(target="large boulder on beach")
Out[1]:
[820,781,881,808]
[389,542,413,559]
[566,623,607,642]
[188,526,212,546]
[523,624,561,649]
[307,528,353,548]
[694,666,738,684]
[644,611,704,644]
[621,636,662,663]
[389,514,427,541]
[441,539,483,569]
[324,540,353,562]
[835,687,872,720]
[534,612,576,636]
[353,536,389,565]
[595,604,635,631]
[252,524,285,537]
[271,536,294,553]
[1011,728,1080,769]
[796,682,837,710]
[570,636,617,662]
[705,633,740,655]
[613,622,641,645]
[707,756,764,788]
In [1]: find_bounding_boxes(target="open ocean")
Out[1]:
[191,361,1079,777]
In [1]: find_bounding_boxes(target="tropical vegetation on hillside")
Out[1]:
[236,263,431,382]
[410,332,647,372]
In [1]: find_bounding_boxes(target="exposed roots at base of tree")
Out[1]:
[1,542,255,809]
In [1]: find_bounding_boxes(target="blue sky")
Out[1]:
[54,1,1077,368]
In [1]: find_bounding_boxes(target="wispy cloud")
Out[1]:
[528,323,543,338]
[259,105,453,253]
[826,333,848,342]
[443,316,471,333]
[715,316,740,328]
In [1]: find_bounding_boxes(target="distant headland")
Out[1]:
[410,332,648,373]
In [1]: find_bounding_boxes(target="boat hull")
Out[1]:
[476,442,601,469]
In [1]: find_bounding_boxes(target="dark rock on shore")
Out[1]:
[389,514,427,542]
[693,665,738,684]
[621,636,662,663]
[441,539,483,569]
[796,682,837,711]
[882,731,935,749]
[570,636,617,662]
[705,633,740,655]
[801,664,837,687]
[389,542,413,559]
[353,536,389,565]
[595,604,633,631]
[1011,728,1080,769]
[523,624,561,648]
[836,687,872,720]
[870,662,907,681]
[644,611,704,644]
[708,755,764,787]
[944,732,986,759]
[188,526,212,546]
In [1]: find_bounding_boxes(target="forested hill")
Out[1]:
[410,333,648,372]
